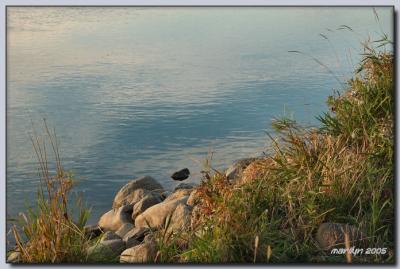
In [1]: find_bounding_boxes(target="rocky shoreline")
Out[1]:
[7,158,365,263]
[83,158,256,263]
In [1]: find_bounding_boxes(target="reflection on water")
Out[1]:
[7,7,393,230]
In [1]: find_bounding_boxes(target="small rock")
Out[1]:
[101,231,121,242]
[316,223,365,250]
[115,223,134,238]
[132,194,163,220]
[164,188,192,203]
[83,224,103,240]
[171,168,190,181]
[225,158,257,181]
[113,176,164,208]
[98,204,133,231]
[120,241,157,263]
[135,196,189,229]
[87,238,126,258]
[7,251,21,263]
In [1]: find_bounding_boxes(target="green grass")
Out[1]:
[155,39,394,263]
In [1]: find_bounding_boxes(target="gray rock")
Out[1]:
[135,197,189,229]
[113,176,164,208]
[126,238,141,249]
[87,238,126,258]
[225,158,257,181]
[123,226,150,243]
[83,224,103,240]
[316,223,365,250]
[98,204,133,231]
[115,223,134,238]
[7,251,21,263]
[101,231,121,242]
[120,241,157,263]
[132,194,163,220]
[164,188,192,203]
[174,182,197,192]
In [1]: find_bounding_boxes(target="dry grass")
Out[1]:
[11,120,91,263]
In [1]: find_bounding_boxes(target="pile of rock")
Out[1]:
[84,176,200,263]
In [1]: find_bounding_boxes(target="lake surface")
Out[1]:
[7,7,393,234]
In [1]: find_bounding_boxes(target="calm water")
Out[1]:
[7,7,393,231]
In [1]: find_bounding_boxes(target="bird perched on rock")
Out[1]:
[171,168,190,181]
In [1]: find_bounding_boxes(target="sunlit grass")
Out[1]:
[155,38,394,263]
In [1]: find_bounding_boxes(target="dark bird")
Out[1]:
[171,168,190,181]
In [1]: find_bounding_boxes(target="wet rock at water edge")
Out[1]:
[171,168,190,181]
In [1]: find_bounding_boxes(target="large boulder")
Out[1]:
[225,158,257,181]
[132,194,163,220]
[98,204,133,231]
[135,197,188,229]
[120,242,157,263]
[316,223,365,250]
[113,176,163,208]
[164,189,192,203]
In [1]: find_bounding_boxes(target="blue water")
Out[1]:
[6,7,393,235]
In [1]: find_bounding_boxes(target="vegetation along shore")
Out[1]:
[7,38,394,264]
